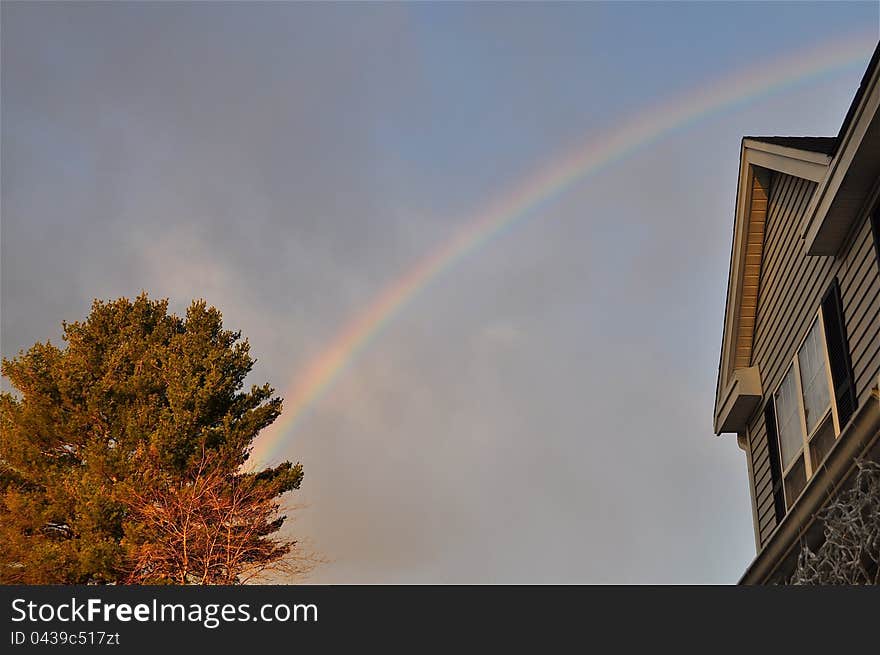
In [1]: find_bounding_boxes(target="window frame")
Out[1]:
[773,308,841,508]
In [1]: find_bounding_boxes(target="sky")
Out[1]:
[2,2,878,583]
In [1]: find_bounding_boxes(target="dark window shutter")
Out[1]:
[872,208,880,271]
[763,401,786,521]
[821,278,857,428]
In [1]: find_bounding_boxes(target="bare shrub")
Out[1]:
[789,460,880,585]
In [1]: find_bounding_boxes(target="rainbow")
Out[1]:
[250,33,878,466]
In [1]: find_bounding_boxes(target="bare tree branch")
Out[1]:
[789,460,880,585]
[123,451,320,585]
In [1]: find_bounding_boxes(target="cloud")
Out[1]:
[5,1,872,583]
[476,320,524,347]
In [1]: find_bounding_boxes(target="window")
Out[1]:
[764,279,857,515]
[772,314,840,508]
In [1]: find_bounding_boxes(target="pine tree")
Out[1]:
[0,294,304,584]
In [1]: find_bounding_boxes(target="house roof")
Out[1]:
[742,136,837,155]
[736,42,880,163]
[834,40,880,144]
[714,40,880,436]
[740,42,880,161]
[801,40,880,254]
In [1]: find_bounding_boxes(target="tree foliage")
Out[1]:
[789,460,880,585]
[0,294,305,584]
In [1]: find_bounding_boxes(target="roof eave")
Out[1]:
[714,142,832,433]
[801,45,880,255]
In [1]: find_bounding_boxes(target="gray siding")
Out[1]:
[746,171,880,548]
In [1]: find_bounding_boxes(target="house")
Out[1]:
[714,42,880,584]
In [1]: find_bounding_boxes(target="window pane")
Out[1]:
[784,456,807,508]
[809,415,836,470]
[775,366,803,469]
[798,318,832,434]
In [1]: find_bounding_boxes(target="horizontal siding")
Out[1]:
[840,215,880,409]
[748,419,778,542]
[857,343,880,409]
[754,464,773,501]
[753,443,771,483]
[748,174,817,548]
[745,170,880,552]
